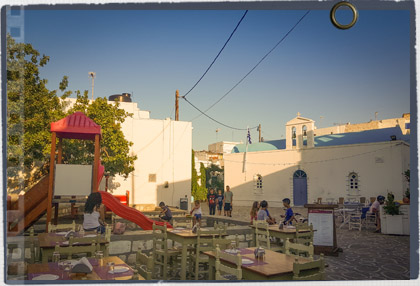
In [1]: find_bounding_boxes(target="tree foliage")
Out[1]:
[191,151,207,201]
[7,34,68,191]
[6,34,136,192]
[205,163,224,192]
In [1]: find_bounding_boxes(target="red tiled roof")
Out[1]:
[51,112,101,140]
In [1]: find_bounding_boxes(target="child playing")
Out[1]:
[281,198,295,225]
[83,192,106,234]
[216,189,224,216]
[250,201,259,225]
[159,201,173,223]
[257,200,276,224]
[190,200,202,227]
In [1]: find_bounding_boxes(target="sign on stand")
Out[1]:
[304,204,339,256]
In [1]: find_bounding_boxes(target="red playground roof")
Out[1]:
[51,112,101,140]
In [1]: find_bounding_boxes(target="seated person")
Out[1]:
[257,200,276,224]
[370,195,385,233]
[83,192,106,234]
[159,201,173,223]
[280,198,295,225]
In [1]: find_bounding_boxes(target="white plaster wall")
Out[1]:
[224,141,409,208]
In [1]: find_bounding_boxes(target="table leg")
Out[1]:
[180,242,187,280]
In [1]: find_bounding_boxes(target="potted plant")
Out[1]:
[382,192,403,235]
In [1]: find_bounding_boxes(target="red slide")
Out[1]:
[99,191,172,230]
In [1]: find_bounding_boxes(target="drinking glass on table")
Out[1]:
[96,250,104,266]
[107,262,115,280]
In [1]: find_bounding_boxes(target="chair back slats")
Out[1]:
[54,235,98,260]
[295,223,314,245]
[136,252,153,280]
[285,238,314,259]
[173,220,192,228]
[292,254,325,280]
[253,220,271,249]
[215,245,242,280]
[48,220,76,233]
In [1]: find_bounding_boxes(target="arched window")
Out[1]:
[293,170,307,178]
[254,174,263,193]
[302,125,307,146]
[348,172,359,190]
[292,127,296,147]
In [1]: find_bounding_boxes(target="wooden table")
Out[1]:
[27,256,143,280]
[203,247,312,280]
[38,232,108,263]
[251,225,313,246]
[166,228,227,280]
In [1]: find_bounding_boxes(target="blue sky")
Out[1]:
[16,8,410,150]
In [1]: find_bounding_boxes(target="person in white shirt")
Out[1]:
[190,200,202,227]
[370,195,385,233]
[83,192,106,234]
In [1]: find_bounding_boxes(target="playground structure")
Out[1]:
[7,112,172,236]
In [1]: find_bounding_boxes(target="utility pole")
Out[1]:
[89,72,96,100]
[258,124,262,142]
[175,90,179,121]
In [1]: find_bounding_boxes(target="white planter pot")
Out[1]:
[384,214,404,235]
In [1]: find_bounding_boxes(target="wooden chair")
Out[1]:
[48,220,76,233]
[192,228,223,280]
[285,238,314,259]
[359,197,366,204]
[338,197,344,205]
[215,245,242,280]
[136,252,153,280]
[253,220,283,252]
[173,220,192,228]
[29,226,40,263]
[152,222,182,280]
[213,235,240,251]
[293,254,325,280]
[348,211,362,231]
[213,221,227,234]
[370,197,376,204]
[295,223,314,246]
[316,198,322,204]
[54,234,99,260]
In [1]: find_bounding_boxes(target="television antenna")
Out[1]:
[88,72,96,100]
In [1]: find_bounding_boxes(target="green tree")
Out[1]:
[191,150,199,199]
[7,34,69,191]
[205,163,224,192]
[63,93,137,178]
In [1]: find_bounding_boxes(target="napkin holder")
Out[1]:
[254,247,265,259]
[71,257,93,274]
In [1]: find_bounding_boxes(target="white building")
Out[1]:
[208,141,242,154]
[66,96,192,210]
[224,115,410,208]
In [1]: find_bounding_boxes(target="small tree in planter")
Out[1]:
[383,192,400,215]
[403,169,410,203]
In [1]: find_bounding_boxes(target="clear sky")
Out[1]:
[16,8,410,150]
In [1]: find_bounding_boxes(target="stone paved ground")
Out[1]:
[201,203,412,280]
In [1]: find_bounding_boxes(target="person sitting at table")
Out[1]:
[83,192,106,234]
[370,195,385,233]
[280,198,295,225]
[190,200,202,227]
[250,201,259,225]
[158,201,173,223]
[257,200,276,224]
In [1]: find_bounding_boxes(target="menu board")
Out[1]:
[308,209,334,246]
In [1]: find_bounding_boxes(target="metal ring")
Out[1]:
[330,1,358,30]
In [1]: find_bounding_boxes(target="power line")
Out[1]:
[190,10,311,121]
[182,10,249,98]
[183,97,257,131]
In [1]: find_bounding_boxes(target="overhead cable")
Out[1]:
[190,10,311,121]
[183,97,258,131]
[182,10,249,98]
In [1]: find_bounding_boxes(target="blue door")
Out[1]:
[293,170,307,206]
